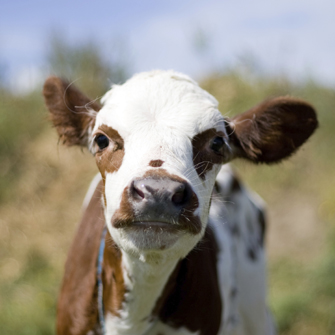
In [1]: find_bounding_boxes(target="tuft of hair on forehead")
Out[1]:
[129,70,198,84]
[100,70,218,107]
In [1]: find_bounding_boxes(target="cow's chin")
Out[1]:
[108,222,203,261]
[123,226,182,251]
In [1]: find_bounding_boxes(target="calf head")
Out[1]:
[43,70,317,261]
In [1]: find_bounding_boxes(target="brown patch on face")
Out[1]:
[226,97,318,163]
[43,76,101,147]
[149,159,164,167]
[94,124,125,198]
[192,128,229,180]
[111,186,136,229]
[111,168,201,235]
[152,226,222,334]
[94,125,125,208]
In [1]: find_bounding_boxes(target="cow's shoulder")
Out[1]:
[154,226,222,335]
[57,176,105,335]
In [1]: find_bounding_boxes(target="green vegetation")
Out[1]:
[202,71,335,335]
[0,90,44,201]
[0,51,334,334]
[46,34,129,98]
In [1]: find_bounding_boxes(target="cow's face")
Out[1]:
[90,71,231,258]
[43,70,318,260]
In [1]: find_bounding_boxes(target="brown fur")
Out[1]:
[94,125,125,179]
[57,181,126,335]
[57,180,220,334]
[111,185,136,229]
[149,160,164,167]
[192,128,229,180]
[226,97,318,163]
[93,124,125,207]
[153,226,222,335]
[57,181,105,335]
[102,231,126,317]
[43,77,101,147]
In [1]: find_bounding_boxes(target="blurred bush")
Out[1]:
[0,89,44,201]
[202,70,335,335]
[46,33,129,98]
[0,39,334,334]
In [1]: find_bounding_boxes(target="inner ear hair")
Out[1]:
[226,97,318,164]
[43,77,101,147]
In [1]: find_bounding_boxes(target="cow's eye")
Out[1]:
[95,134,109,150]
[210,136,225,154]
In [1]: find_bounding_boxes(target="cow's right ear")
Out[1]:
[43,77,101,147]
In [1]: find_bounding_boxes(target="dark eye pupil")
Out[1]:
[96,135,109,150]
[210,137,224,152]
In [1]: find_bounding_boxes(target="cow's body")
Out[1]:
[59,165,273,335]
[43,70,317,335]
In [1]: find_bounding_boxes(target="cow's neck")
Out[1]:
[102,232,180,335]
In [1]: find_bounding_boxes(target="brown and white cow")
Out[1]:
[43,70,317,335]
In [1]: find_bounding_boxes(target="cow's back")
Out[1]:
[210,165,276,335]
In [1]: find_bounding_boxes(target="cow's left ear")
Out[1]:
[226,97,318,163]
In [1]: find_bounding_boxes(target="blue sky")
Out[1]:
[1,0,334,92]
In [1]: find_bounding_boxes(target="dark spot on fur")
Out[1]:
[214,181,221,194]
[230,287,237,299]
[230,176,241,193]
[258,209,266,247]
[149,160,164,167]
[227,315,238,326]
[247,219,254,233]
[230,224,240,238]
[247,247,257,261]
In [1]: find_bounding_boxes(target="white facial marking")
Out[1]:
[94,70,230,333]
[92,70,228,258]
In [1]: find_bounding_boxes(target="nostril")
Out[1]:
[171,184,188,206]
[132,181,145,200]
[131,178,192,207]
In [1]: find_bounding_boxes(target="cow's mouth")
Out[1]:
[131,221,181,232]
[113,216,201,235]
[111,216,203,251]
[117,220,188,251]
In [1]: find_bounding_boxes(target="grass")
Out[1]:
[0,69,334,334]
